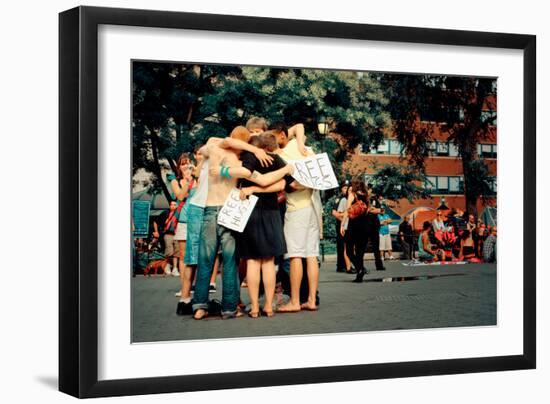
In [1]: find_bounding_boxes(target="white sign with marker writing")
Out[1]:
[217,188,259,232]
[289,152,339,190]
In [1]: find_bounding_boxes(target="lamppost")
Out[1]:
[317,116,329,136]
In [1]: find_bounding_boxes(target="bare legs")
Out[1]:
[246,258,276,317]
[181,265,195,300]
[277,256,319,312]
[343,245,352,271]
[177,240,186,295]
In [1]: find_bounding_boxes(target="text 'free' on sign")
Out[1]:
[217,188,259,232]
[290,153,339,190]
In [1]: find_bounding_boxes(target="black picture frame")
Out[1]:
[59,5,536,398]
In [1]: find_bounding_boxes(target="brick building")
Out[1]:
[346,95,497,218]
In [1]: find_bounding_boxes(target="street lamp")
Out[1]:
[317,116,329,135]
[437,197,449,210]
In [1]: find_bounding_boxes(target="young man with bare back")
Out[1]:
[192,126,294,320]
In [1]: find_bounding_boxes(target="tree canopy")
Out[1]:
[380,74,496,215]
[132,62,391,198]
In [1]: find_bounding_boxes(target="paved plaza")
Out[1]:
[132,258,496,343]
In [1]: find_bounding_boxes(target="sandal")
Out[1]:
[260,309,274,317]
[248,311,260,318]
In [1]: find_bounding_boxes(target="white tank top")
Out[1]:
[189,159,209,208]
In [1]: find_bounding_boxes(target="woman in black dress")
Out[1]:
[340,180,370,283]
[237,133,292,317]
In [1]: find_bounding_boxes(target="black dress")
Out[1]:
[345,205,369,273]
[237,151,290,259]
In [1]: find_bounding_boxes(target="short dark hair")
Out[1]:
[422,221,432,231]
[270,121,288,137]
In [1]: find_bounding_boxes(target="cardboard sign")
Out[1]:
[217,188,259,232]
[289,153,339,190]
[132,200,151,238]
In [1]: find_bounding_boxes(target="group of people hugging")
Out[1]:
[165,117,323,319]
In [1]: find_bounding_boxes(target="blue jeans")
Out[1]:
[184,204,204,265]
[192,206,240,316]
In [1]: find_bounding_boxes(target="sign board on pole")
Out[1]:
[132,200,151,238]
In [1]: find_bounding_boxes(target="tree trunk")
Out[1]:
[460,127,479,217]
[150,130,173,202]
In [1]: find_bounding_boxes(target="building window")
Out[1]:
[478,143,497,159]
[388,139,402,155]
[481,110,497,126]
[438,176,449,191]
[425,176,437,191]
[449,143,459,157]
[425,176,464,195]
[426,141,437,155]
[362,139,402,155]
[449,177,460,193]
[436,142,449,156]
[376,140,389,154]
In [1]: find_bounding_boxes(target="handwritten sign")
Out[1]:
[217,188,259,232]
[132,200,151,238]
[289,153,339,190]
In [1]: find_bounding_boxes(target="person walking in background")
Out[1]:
[483,226,497,263]
[152,200,180,276]
[398,215,414,260]
[378,207,395,260]
[332,182,352,273]
[367,194,386,271]
[340,180,370,283]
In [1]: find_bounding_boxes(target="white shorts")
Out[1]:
[284,205,319,258]
[379,233,393,251]
[174,222,188,241]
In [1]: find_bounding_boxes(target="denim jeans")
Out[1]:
[192,206,240,316]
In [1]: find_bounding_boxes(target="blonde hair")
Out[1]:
[245,116,268,133]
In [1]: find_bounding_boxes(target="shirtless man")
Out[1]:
[192,126,295,320]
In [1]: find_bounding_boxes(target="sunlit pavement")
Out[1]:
[132,257,496,343]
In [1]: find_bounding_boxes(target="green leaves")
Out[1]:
[369,163,430,203]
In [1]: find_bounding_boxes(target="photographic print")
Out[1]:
[131,61,498,343]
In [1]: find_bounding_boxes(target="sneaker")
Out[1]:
[174,291,182,297]
[164,265,172,275]
[209,284,217,293]
[172,269,180,277]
